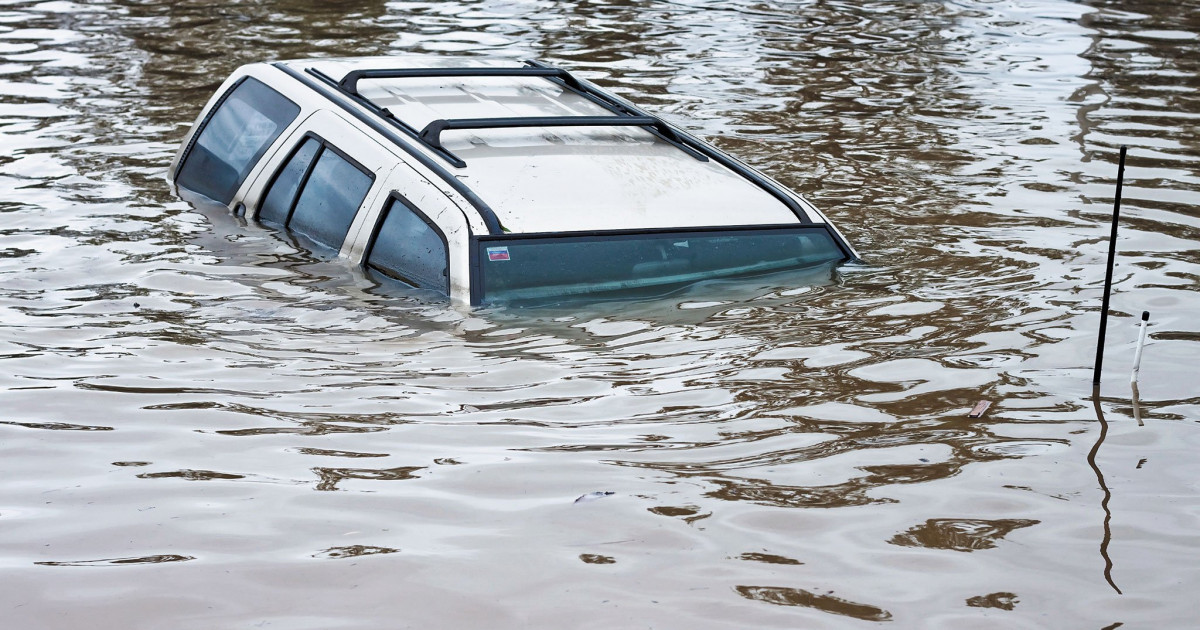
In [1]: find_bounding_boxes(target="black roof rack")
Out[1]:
[312,62,706,168]
[339,67,584,96]
[299,60,815,226]
[419,115,683,154]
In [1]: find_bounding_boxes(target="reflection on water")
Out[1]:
[737,552,803,565]
[2,0,1199,628]
[1090,387,1123,594]
[313,545,400,560]
[312,465,423,491]
[965,592,1018,610]
[735,585,893,622]
[888,517,1040,552]
[34,554,196,567]
[136,469,246,481]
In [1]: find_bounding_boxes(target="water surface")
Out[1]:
[2,1,1198,627]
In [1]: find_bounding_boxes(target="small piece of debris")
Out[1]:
[968,400,992,418]
[965,591,1018,610]
[574,491,615,504]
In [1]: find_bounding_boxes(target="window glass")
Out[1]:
[287,148,373,250]
[366,198,449,294]
[478,227,845,304]
[258,138,321,225]
[177,78,299,204]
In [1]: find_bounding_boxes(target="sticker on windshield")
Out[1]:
[487,246,510,262]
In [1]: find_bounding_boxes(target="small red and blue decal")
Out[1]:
[486,246,510,262]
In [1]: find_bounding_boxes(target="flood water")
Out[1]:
[2,0,1199,627]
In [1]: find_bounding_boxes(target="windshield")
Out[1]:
[474,225,847,304]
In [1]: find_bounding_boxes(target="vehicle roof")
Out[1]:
[279,56,807,235]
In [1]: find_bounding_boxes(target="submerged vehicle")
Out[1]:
[168,56,858,305]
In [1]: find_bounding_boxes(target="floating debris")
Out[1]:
[574,491,615,504]
[968,400,992,418]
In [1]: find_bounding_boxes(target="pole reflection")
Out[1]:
[1088,384,1122,595]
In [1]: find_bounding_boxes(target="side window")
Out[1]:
[366,197,450,295]
[289,148,373,249]
[257,136,373,252]
[258,138,320,225]
[176,77,299,205]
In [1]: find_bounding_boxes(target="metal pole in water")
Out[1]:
[1131,311,1148,426]
[1093,146,1127,389]
[1131,311,1149,385]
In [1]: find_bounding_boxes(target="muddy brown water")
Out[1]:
[2,1,1199,628]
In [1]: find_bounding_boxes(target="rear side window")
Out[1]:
[176,77,299,204]
[257,135,374,252]
[365,197,449,295]
[289,149,373,249]
[258,138,320,225]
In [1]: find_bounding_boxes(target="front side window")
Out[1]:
[365,197,449,295]
[176,77,299,204]
[476,226,846,304]
[257,136,373,252]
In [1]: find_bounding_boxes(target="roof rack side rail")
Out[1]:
[339,67,583,96]
[523,60,814,224]
[419,115,682,153]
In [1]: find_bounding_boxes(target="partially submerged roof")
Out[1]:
[283,57,808,234]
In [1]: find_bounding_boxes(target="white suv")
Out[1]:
[168,56,858,306]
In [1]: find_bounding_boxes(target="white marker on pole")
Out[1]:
[1131,311,1149,385]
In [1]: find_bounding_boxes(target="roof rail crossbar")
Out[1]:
[339,67,583,96]
[419,115,682,153]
